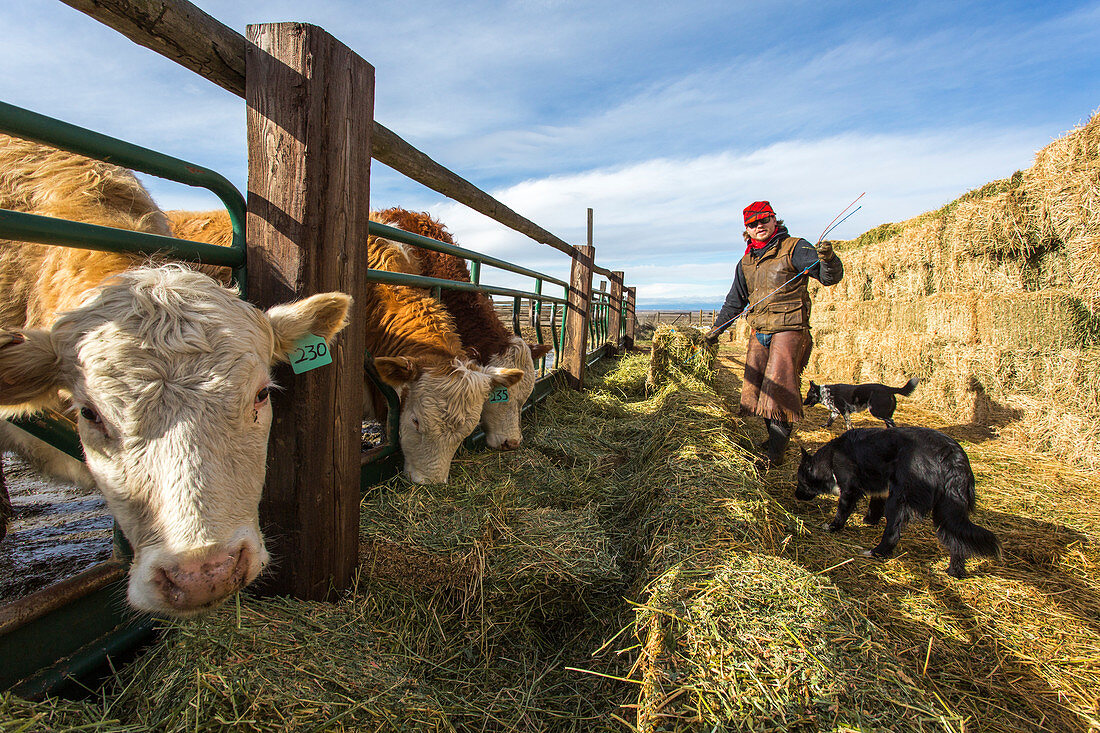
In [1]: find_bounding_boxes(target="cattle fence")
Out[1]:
[0,0,636,697]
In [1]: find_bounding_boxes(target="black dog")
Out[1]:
[795,427,1000,578]
[803,377,919,430]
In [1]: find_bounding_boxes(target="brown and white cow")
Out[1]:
[0,135,351,616]
[167,210,523,484]
[371,208,552,450]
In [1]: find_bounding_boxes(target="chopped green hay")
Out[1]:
[647,325,718,390]
[637,556,962,732]
[7,344,1098,731]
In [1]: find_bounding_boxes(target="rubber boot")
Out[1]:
[764,419,792,468]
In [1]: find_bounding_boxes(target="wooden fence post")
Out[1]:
[608,270,624,349]
[245,22,373,601]
[624,287,637,348]
[596,280,607,343]
[561,245,595,389]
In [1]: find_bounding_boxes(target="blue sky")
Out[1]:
[3,1,1099,307]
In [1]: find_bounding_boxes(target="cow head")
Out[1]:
[0,266,351,617]
[374,355,523,483]
[479,337,553,450]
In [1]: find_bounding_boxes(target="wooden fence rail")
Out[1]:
[57,0,616,278]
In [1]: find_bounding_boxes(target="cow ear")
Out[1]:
[528,343,553,359]
[267,292,352,362]
[800,444,811,460]
[488,367,524,389]
[373,356,421,388]
[0,330,63,409]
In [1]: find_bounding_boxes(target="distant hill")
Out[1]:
[636,303,723,312]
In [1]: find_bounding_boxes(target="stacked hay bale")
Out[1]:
[809,111,1100,468]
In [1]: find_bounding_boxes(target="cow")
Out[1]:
[371,207,552,449]
[0,134,352,616]
[166,210,524,484]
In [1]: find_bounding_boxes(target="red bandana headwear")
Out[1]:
[743,200,775,226]
[743,200,777,255]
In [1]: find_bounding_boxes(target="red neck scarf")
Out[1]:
[744,229,777,256]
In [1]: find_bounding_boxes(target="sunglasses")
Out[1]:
[746,216,774,228]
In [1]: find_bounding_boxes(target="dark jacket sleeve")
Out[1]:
[711,261,749,334]
[790,238,843,286]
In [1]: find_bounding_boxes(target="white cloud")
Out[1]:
[2,0,1093,312]
[432,126,1049,305]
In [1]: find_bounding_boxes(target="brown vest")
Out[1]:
[741,236,811,333]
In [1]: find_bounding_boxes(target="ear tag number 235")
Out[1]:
[289,333,333,374]
[489,387,509,403]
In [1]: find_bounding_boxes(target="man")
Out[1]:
[705,201,843,468]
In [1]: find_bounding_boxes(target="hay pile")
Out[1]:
[8,348,1098,731]
[1,356,662,731]
[625,359,958,731]
[646,324,717,390]
[809,110,1100,468]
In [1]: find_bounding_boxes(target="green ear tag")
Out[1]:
[489,386,509,403]
[289,333,332,374]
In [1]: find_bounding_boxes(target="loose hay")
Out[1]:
[7,348,1100,731]
[647,325,718,390]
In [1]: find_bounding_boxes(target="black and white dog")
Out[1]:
[795,427,1000,578]
[803,377,919,430]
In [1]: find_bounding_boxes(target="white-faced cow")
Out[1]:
[370,208,552,450]
[167,210,523,484]
[0,135,351,616]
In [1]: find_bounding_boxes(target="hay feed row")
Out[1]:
[628,352,958,731]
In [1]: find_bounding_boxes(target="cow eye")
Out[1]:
[411,416,421,432]
[79,406,102,424]
[255,387,271,406]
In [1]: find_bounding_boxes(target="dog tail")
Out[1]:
[935,467,1001,559]
[895,377,919,396]
[937,516,1001,559]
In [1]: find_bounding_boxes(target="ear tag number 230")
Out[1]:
[289,333,333,374]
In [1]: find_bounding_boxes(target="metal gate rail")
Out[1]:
[0,104,248,697]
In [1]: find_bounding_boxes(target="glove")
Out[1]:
[816,240,835,261]
[704,329,720,346]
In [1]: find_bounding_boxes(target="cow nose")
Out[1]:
[153,543,252,611]
[501,437,521,450]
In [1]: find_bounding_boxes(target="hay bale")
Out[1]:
[807,110,1100,468]
[646,325,717,389]
[812,292,1100,350]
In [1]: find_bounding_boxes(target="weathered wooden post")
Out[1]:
[624,287,637,348]
[596,280,607,343]
[245,22,373,601]
[561,244,595,389]
[608,270,624,349]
